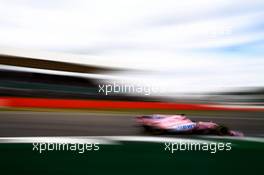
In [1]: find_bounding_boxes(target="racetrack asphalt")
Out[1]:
[0,111,263,137]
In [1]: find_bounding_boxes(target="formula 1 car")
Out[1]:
[136,114,243,136]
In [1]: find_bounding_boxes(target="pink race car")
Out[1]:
[136,114,243,136]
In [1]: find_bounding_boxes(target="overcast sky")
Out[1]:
[0,0,264,94]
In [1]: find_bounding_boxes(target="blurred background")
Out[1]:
[0,0,263,137]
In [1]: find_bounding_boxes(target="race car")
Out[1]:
[136,114,243,136]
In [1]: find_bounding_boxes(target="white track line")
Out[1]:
[0,136,263,144]
[198,136,264,143]
[0,136,238,144]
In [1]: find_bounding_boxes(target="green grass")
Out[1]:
[0,138,263,175]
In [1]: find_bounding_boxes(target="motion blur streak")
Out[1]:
[0,137,116,144]
[0,0,263,139]
[1,97,264,111]
[0,136,214,144]
[0,112,263,137]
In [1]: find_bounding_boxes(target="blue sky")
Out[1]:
[0,0,264,94]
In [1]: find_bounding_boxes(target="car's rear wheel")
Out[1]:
[142,125,165,135]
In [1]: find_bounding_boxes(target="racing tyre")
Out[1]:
[216,125,229,135]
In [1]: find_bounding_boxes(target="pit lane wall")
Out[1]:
[0,97,263,111]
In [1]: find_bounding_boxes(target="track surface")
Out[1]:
[0,111,263,137]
